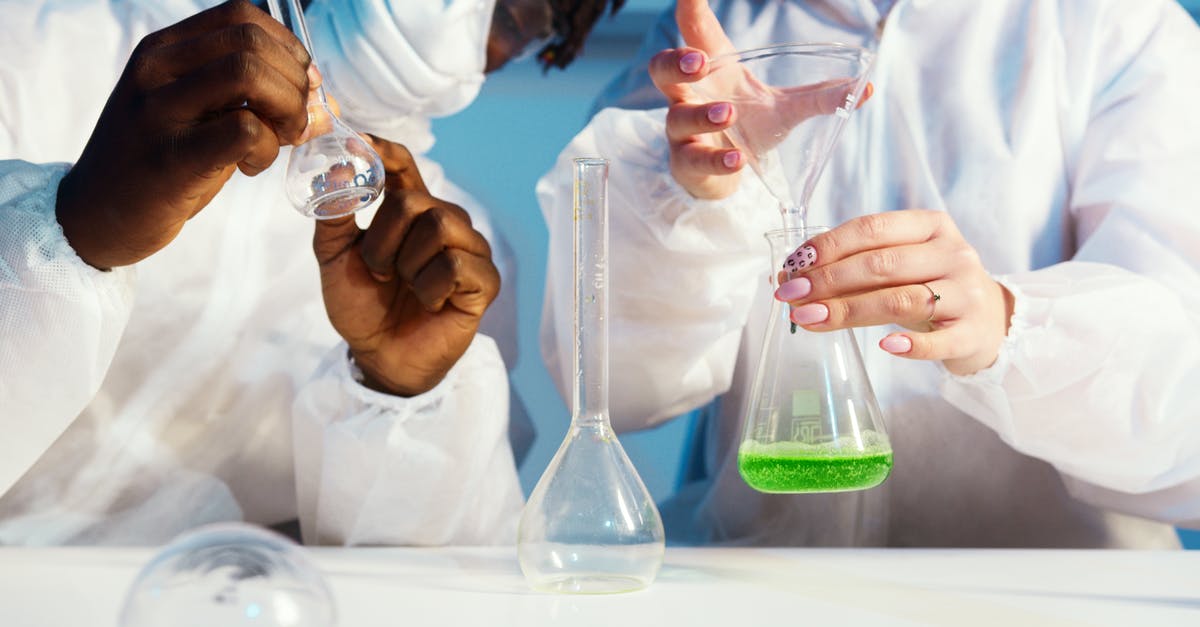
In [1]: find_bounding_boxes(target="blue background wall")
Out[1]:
[429,0,1200,548]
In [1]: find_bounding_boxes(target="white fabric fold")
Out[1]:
[294,337,522,546]
[305,0,496,149]
[0,161,137,498]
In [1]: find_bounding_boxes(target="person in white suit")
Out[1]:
[538,0,1200,547]
[0,0,620,545]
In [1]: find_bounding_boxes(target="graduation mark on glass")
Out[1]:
[266,0,384,219]
[517,158,665,594]
[696,44,892,493]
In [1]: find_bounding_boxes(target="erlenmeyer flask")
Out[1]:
[267,0,384,219]
[739,227,892,494]
[517,158,665,594]
[692,43,890,493]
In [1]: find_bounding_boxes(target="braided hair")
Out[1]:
[537,0,627,71]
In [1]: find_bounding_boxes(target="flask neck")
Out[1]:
[266,0,328,106]
[572,158,610,426]
[766,224,830,285]
[570,411,612,430]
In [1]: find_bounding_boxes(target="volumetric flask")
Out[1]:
[517,158,665,594]
[119,522,336,627]
[739,226,892,493]
[267,0,384,219]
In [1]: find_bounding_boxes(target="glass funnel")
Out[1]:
[691,43,873,229]
[517,158,665,594]
[739,227,892,494]
[267,0,384,219]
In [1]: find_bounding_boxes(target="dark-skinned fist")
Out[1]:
[313,138,501,397]
[56,0,313,270]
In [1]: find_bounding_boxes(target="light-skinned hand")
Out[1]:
[773,211,1015,376]
[648,0,871,200]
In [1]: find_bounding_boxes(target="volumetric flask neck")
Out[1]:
[517,158,664,594]
[739,227,892,494]
[572,158,610,427]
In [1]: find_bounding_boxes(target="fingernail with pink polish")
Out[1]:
[707,102,731,124]
[774,277,811,301]
[783,245,817,271]
[790,303,828,325]
[679,52,704,74]
[880,335,913,354]
[722,150,741,169]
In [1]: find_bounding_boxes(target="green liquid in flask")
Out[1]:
[738,432,893,493]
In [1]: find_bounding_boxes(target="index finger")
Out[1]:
[145,0,310,68]
[675,0,736,57]
[367,136,429,194]
[649,48,708,104]
[796,210,952,270]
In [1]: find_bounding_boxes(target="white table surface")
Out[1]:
[1,546,1197,626]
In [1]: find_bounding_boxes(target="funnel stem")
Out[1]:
[782,203,806,232]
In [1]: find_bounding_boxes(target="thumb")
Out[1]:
[676,0,736,57]
[312,215,362,266]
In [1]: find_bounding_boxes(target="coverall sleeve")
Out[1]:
[0,161,136,497]
[939,1,1200,526]
[292,334,523,545]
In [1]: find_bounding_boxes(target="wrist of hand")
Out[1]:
[942,280,1016,376]
[55,172,115,271]
[348,350,442,398]
[55,169,154,271]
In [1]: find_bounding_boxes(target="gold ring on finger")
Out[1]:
[922,283,941,322]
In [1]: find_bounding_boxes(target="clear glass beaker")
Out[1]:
[517,158,665,594]
[738,227,892,494]
[266,0,384,219]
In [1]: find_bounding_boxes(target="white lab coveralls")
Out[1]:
[538,0,1200,546]
[0,0,525,546]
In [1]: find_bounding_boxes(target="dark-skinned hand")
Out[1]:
[55,0,314,270]
[313,138,500,397]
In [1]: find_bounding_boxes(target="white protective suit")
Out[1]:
[0,0,525,546]
[539,0,1200,546]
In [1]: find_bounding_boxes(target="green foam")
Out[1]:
[738,435,893,493]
